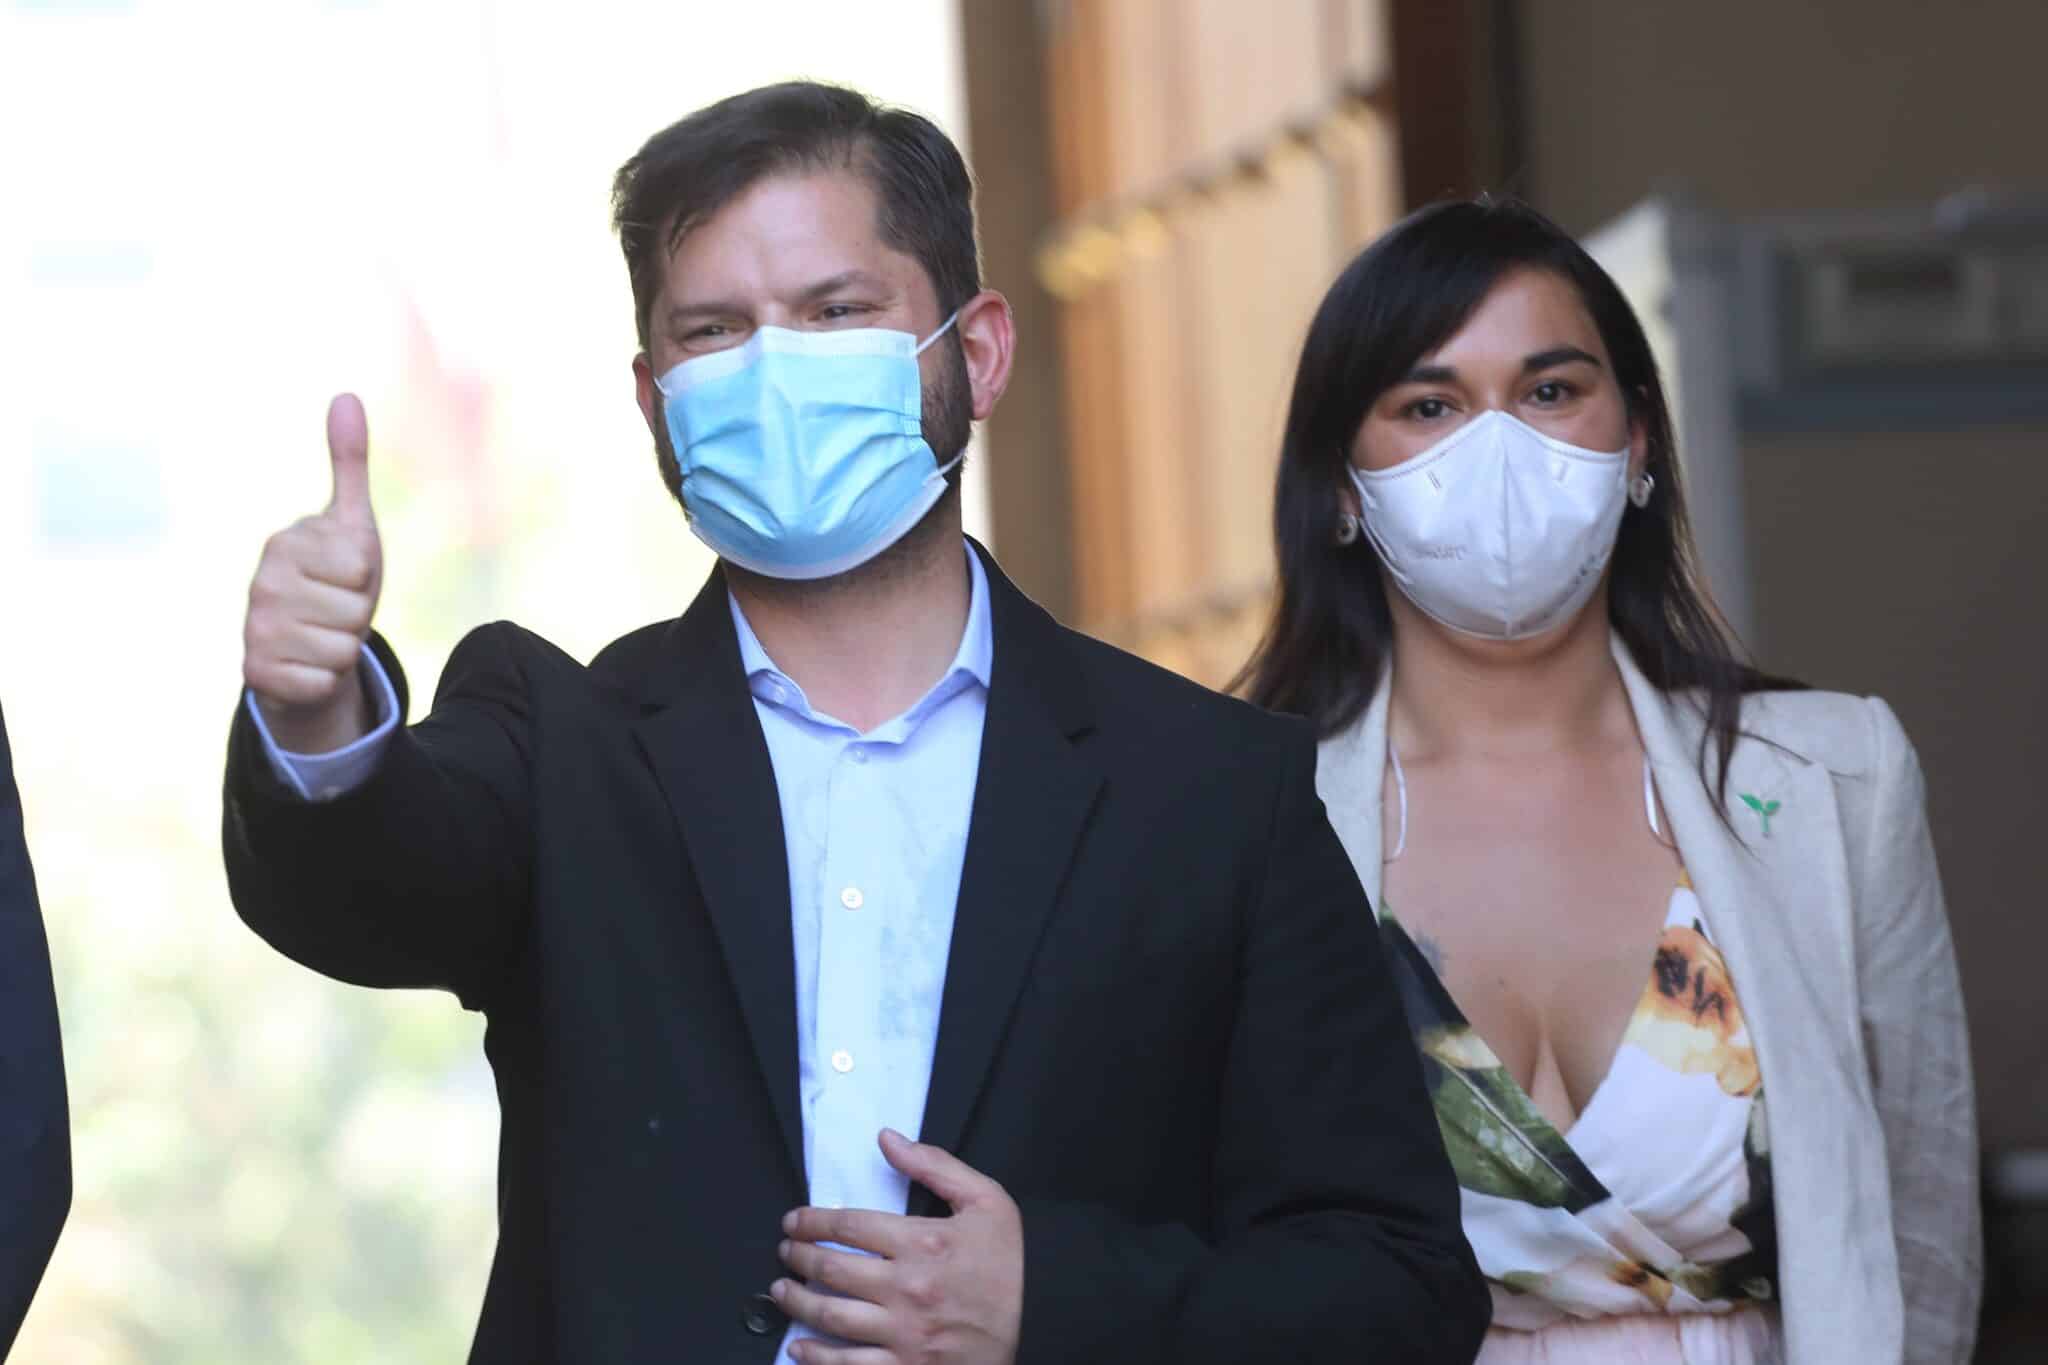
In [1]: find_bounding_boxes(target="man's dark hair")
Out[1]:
[611,81,981,352]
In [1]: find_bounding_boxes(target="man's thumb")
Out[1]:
[325,392,375,527]
[878,1128,981,1208]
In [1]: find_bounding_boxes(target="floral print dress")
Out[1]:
[1382,873,1782,1364]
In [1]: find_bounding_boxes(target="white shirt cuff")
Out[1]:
[243,644,400,801]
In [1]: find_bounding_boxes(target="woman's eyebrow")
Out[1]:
[1521,345,1603,374]
[1398,363,1458,384]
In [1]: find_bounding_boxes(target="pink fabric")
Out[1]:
[1478,1306,1780,1365]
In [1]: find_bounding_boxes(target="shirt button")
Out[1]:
[831,1049,855,1074]
[848,747,868,765]
[840,886,864,910]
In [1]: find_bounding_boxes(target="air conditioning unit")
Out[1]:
[1584,188,2048,644]
[1728,189,2048,431]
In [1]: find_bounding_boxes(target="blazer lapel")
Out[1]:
[1613,639,1901,1362]
[1615,640,1846,1029]
[917,548,1104,1165]
[1314,669,1392,912]
[633,572,805,1191]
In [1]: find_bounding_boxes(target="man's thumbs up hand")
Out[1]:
[243,393,387,754]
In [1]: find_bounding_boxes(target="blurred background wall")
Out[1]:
[2,0,2039,1359]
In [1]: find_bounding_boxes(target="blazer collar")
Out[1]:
[627,541,1102,1199]
[917,542,1102,1173]
[622,537,1081,729]
[1315,662,1393,911]
[1317,638,1821,911]
[631,566,807,1188]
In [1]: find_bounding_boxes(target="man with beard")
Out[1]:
[221,82,1484,1365]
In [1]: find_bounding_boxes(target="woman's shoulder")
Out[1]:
[1730,685,1916,783]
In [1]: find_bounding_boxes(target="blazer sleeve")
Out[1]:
[1014,722,1489,1363]
[1856,697,1982,1365]
[221,623,536,1010]
[0,702,71,1355]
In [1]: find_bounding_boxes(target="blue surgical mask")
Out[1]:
[654,312,962,580]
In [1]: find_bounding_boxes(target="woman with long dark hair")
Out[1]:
[1238,198,1979,1363]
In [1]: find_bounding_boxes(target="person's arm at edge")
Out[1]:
[0,701,71,1355]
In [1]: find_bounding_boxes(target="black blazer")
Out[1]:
[222,547,1485,1363]
[0,702,71,1356]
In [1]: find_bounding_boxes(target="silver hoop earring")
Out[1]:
[1628,472,1655,509]
[1335,511,1361,546]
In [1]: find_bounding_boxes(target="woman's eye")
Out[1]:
[819,304,861,322]
[1531,380,1572,405]
[1406,397,1451,420]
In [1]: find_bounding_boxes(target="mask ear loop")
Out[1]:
[914,307,968,480]
[1385,741,1409,863]
[1645,755,1677,849]
[914,307,964,355]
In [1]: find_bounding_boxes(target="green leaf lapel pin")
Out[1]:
[1739,793,1781,836]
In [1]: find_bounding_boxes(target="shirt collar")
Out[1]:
[727,539,994,727]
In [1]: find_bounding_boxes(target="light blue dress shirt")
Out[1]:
[249,543,994,1363]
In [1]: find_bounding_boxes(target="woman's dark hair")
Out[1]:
[1235,196,1798,802]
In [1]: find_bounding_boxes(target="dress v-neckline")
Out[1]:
[1380,886,1686,1164]
[1377,879,1783,1331]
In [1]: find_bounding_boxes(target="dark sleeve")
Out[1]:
[0,701,71,1355]
[1016,722,1488,1364]
[221,624,535,1010]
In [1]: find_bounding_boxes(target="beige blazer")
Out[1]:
[1313,636,1982,1365]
